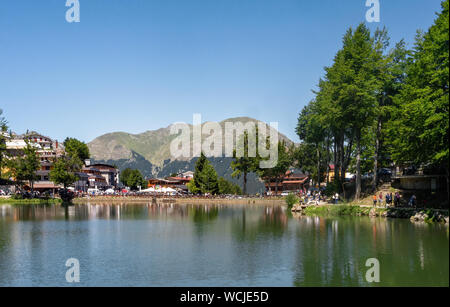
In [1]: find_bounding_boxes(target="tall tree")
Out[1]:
[372,39,409,190]
[231,131,257,195]
[12,142,40,192]
[296,101,326,187]
[189,153,219,195]
[389,0,449,200]
[0,109,8,178]
[120,168,146,191]
[64,138,90,162]
[49,156,79,189]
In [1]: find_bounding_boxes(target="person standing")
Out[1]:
[334,193,339,205]
[394,192,400,207]
[409,194,417,207]
[378,192,383,206]
[373,194,377,207]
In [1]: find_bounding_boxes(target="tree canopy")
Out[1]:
[120,168,146,191]
[188,153,220,195]
[295,1,449,202]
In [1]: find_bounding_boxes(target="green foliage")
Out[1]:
[8,142,40,189]
[231,131,258,195]
[49,155,79,189]
[285,193,299,208]
[120,168,146,191]
[0,109,8,178]
[296,3,449,201]
[64,137,90,162]
[218,177,242,195]
[388,0,449,175]
[258,141,294,194]
[189,153,219,195]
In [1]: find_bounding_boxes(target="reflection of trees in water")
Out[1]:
[291,216,449,286]
[189,205,219,237]
[231,206,288,241]
[190,205,219,223]
[291,217,376,286]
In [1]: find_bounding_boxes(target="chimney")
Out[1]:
[55,140,58,148]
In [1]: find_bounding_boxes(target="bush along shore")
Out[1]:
[0,197,62,205]
[300,204,449,224]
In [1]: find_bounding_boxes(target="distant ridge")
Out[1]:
[88,117,294,194]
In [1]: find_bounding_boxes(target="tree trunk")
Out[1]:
[340,140,346,197]
[316,145,320,189]
[446,167,449,206]
[334,134,340,188]
[275,177,279,195]
[243,172,247,195]
[373,117,382,192]
[355,129,362,201]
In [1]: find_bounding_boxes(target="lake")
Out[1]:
[0,203,448,286]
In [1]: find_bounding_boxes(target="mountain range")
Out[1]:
[88,117,295,194]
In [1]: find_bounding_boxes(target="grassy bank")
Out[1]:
[0,197,62,205]
[303,204,449,224]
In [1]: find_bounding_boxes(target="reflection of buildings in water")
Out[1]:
[419,240,425,270]
[261,205,288,228]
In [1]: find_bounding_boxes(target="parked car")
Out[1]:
[362,173,374,180]
[378,168,392,176]
[403,165,417,176]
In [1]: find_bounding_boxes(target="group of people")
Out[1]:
[371,191,418,208]
[298,189,323,205]
[372,192,402,208]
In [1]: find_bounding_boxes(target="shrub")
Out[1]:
[285,193,299,208]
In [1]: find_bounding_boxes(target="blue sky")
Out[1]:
[0,0,444,142]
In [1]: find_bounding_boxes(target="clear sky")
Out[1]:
[0,0,444,143]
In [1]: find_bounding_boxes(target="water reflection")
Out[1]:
[0,203,448,286]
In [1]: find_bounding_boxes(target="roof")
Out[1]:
[33,182,61,189]
[6,139,40,150]
[89,163,118,171]
[282,179,308,184]
[167,177,192,181]
[148,178,179,184]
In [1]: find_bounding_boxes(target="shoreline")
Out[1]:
[71,196,285,206]
[0,197,62,204]
[2,197,448,224]
[296,204,449,224]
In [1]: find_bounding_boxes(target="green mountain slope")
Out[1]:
[88,117,294,194]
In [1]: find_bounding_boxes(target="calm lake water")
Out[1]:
[0,203,448,287]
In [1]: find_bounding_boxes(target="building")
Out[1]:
[147,176,193,193]
[147,178,180,188]
[3,133,63,193]
[73,172,89,192]
[264,169,309,195]
[81,166,107,189]
[86,162,119,188]
[180,171,194,178]
[326,164,354,183]
[81,161,119,190]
